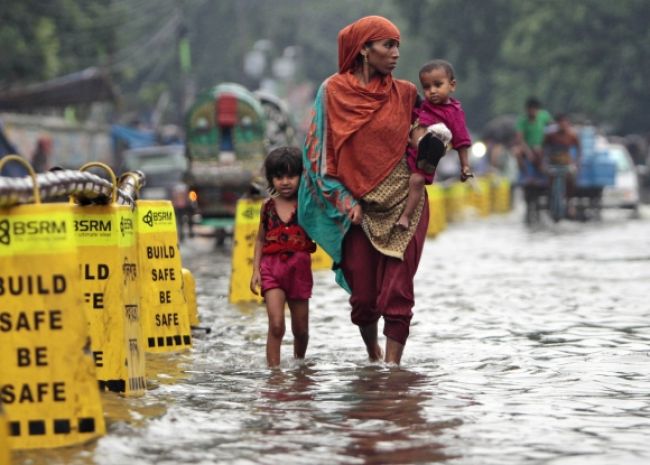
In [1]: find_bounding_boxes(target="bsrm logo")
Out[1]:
[0,219,66,245]
[74,219,112,232]
[142,210,173,227]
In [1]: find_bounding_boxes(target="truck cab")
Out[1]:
[184,83,267,228]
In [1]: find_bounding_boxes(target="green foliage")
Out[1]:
[2,0,649,133]
[395,0,650,133]
[492,0,650,132]
[0,0,117,84]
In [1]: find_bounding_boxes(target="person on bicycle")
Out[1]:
[542,113,581,218]
[514,97,553,183]
[515,97,553,223]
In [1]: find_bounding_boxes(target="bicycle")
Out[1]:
[547,164,570,222]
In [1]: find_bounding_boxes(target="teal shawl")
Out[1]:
[298,81,356,293]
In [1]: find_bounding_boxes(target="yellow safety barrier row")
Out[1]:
[490,176,512,213]
[0,201,106,449]
[75,204,146,397]
[229,178,510,303]
[426,184,447,236]
[437,175,511,226]
[0,157,200,451]
[74,163,145,398]
[136,200,192,353]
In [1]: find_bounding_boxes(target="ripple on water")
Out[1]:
[13,211,650,465]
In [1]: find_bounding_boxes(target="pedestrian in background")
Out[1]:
[298,16,428,365]
[514,97,553,180]
[250,146,316,367]
[31,136,53,173]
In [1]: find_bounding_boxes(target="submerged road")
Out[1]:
[15,203,650,465]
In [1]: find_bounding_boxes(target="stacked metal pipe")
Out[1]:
[0,169,146,208]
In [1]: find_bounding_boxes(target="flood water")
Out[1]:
[14,204,650,465]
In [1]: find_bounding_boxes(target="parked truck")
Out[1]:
[183,82,296,240]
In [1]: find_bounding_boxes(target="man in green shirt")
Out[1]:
[515,97,553,178]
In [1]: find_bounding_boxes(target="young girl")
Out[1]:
[396,59,473,230]
[250,146,317,367]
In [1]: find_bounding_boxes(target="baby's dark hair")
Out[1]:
[264,146,303,189]
[419,59,455,81]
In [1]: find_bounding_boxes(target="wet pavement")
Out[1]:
[14,203,650,465]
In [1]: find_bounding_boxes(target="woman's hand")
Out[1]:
[348,204,363,224]
[250,270,262,295]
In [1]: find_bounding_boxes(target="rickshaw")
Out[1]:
[522,126,616,224]
[184,82,296,240]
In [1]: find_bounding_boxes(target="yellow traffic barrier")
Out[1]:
[135,200,192,353]
[468,177,491,217]
[0,403,10,465]
[0,156,105,449]
[425,184,447,236]
[311,246,333,271]
[229,198,332,304]
[490,176,511,213]
[73,163,145,397]
[229,199,264,304]
[444,181,468,222]
[181,268,199,327]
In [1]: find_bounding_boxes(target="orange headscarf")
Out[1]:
[326,16,416,198]
[337,16,400,73]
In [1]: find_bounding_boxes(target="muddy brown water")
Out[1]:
[14,206,650,465]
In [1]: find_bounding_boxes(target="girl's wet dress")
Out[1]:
[260,198,317,300]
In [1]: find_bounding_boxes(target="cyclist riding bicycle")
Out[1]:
[515,97,553,223]
[542,113,581,220]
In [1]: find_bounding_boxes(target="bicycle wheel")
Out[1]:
[549,168,567,222]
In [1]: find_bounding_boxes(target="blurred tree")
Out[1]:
[494,0,650,133]
[394,0,525,131]
[186,0,399,89]
[0,0,117,85]
[2,0,649,134]
[395,0,650,133]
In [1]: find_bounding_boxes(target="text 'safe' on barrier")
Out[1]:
[135,200,191,352]
[229,198,332,304]
[0,156,105,449]
[73,163,145,397]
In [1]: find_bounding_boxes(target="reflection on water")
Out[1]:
[339,368,456,464]
[11,208,650,465]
